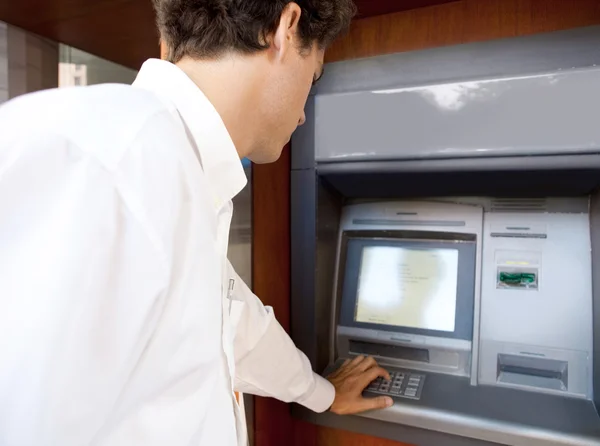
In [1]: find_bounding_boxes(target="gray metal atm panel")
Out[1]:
[313,26,600,97]
[289,24,600,446]
[294,406,504,446]
[309,26,600,164]
[291,95,315,171]
[290,169,317,365]
[315,68,600,163]
[590,192,600,412]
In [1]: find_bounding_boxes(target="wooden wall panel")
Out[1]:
[251,146,294,446]
[253,1,600,446]
[327,0,600,63]
[354,0,457,19]
[317,426,414,446]
[0,0,157,70]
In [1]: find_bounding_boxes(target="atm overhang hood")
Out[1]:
[293,25,600,170]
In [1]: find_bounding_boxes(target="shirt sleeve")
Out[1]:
[0,134,169,445]
[227,262,335,413]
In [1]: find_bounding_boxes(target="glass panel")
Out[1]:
[0,21,58,102]
[228,158,253,285]
[59,44,137,87]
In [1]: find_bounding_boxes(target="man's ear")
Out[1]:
[271,2,302,61]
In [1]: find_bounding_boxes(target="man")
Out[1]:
[0,1,392,445]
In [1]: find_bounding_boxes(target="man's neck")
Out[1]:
[176,55,263,160]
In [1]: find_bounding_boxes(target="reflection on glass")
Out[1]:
[355,246,458,332]
[59,44,137,87]
[228,159,252,285]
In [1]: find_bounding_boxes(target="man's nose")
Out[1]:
[298,111,306,126]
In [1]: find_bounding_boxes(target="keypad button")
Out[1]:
[362,369,423,400]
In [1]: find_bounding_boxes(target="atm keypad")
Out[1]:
[365,371,425,400]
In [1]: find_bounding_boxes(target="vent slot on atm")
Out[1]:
[490,198,548,213]
[490,232,547,239]
[349,340,430,363]
[497,354,568,392]
[352,218,466,227]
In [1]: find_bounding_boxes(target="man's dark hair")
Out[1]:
[153,0,356,62]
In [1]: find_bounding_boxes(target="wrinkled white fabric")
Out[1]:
[0,58,334,446]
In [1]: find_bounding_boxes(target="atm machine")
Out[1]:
[290,26,600,446]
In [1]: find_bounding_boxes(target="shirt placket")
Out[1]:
[216,202,236,381]
[215,200,247,445]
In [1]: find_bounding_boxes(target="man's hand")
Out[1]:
[326,355,394,415]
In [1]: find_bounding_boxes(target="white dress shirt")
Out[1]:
[0,59,334,446]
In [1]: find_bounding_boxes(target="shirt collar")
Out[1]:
[132,58,247,209]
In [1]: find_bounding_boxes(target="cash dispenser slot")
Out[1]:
[497,354,568,392]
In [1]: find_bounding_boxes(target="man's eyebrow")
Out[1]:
[313,65,325,85]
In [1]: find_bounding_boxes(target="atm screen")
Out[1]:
[355,246,459,332]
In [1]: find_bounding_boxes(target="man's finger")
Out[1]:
[356,356,376,372]
[355,395,394,413]
[328,359,351,379]
[359,366,390,388]
[348,355,365,369]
